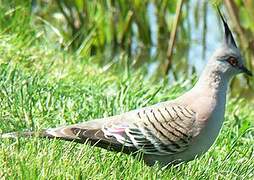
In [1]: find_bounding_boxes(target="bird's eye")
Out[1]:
[227,57,238,67]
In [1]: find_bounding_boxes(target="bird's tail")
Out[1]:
[0,124,113,145]
[0,126,85,143]
[0,130,53,139]
[1,125,137,154]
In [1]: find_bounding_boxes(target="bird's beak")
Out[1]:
[239,65,253,76]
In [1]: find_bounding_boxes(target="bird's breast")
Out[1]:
[186,97,225,159]
[174,91,226,162]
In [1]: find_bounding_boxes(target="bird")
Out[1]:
[1,9,252,167]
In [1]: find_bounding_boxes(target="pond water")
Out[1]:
[146,2,222,77]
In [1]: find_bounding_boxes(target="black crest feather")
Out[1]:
[217,7,237,48]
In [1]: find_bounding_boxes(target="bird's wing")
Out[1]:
[103,103,197,155]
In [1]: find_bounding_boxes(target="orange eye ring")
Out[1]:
[227,57,238,66]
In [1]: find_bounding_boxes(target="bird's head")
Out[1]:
[211,9,252,78]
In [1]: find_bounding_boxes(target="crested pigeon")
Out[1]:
[1,9,252,166]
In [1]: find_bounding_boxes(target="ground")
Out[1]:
[0,6,253,180]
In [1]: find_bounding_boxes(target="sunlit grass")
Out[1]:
[0,3,254,180]
[0,31,254,179]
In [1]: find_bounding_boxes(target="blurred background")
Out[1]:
[1,0,253,98]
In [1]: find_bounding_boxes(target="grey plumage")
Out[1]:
[1,8,252,166]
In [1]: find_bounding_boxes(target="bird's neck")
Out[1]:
[194,63,230,99]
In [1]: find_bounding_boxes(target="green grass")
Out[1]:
[0,4,254,180]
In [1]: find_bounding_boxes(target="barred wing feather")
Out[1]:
[103,104,196,155]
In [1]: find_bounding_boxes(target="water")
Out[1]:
[146,1,222,77]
